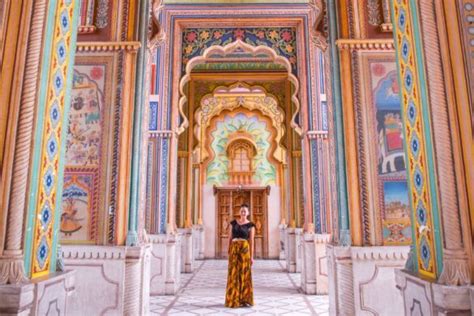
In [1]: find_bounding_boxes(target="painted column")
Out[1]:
[127,0,148,246]
[327,0,351,246]
[391,0,444,281]
[23,0,80,278]
[0,0,48,284]
[392,0,472,288]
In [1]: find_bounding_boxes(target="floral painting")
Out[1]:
[182,27,297,74]
[206,112,276,186]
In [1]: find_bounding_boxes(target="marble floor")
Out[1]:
[150,260,329,315]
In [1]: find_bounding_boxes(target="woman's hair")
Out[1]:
[240,203,249,209]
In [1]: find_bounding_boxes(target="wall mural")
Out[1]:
[61,65,106,243]
[370,61,411,245]
[182,28,297,75]
[206,112,276,186]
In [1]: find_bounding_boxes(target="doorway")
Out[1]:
[215,186,270,259]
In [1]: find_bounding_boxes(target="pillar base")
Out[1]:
[300,233,330,295]
[149,233,182,295]
[295,228,303,273]
[192,225,205,260]
[284,227,297,273]
[396,269,472,315]
[178,228,194,273]
[327,244,409,315]
[0,270,75,315]
[62,244,150,315]
[278,224,287,260]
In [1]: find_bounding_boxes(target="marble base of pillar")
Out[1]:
[278,224,287,260]
[124,244,151,315]
[148,233,182,295]
[300,232,316,294]
[314,234,330,294]
[285,228,296,273]
[192,225,205,260]
[300,233,330,295]
[327,245,409,315]
[0,270,75,315]
[178,228,194,273]
[62,244,150,315]
[295,228,303,273]
[396,269,472,315]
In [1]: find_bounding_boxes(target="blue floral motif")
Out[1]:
[182,28,298,75]
[36,237,49,269]
[420,237,431,270]
[407,99,416,127]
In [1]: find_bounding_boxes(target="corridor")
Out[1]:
[150,260,329,315]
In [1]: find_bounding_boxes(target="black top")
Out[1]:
[230,220,255,240]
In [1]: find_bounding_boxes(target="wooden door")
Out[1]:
[216,191,232,258]
[215,188,268,259]
[251,190,267,258]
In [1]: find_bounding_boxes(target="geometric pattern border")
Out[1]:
[392,0,440,279]
[30,0,77,278]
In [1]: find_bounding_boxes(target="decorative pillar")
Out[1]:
[127,0,148,247]
[22,0,80,279]
[327,0,351,246]
[0,0,79,313]
[0,0,48,285]
[391,0,473,313]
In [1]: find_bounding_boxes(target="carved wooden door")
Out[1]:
[216,191,232,258]
[251,190,267,258]
[216,188,268,259]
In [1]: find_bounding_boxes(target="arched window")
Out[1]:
[232,145,251,172]
[226,136,257,185]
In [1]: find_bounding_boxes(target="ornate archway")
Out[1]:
[194,82,287,165]
[177,40,302,136]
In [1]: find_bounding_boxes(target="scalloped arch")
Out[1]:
[194,82,287,164]
[177,39,302,136]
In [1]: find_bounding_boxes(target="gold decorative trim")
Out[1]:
[380,23,393,32]
[149,130,173,138]
[178,151,189,158]
[307,130,328,139]
[76,41,141,52]
[78,25,97,34]
[336,39,394,50]
[292,151,302,158]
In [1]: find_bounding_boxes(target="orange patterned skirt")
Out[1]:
[225,240,254,308]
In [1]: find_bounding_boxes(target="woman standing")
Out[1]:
[224,203,255,308]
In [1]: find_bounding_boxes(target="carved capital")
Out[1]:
[0,256,27,285]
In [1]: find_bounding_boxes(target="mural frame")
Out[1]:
[354,50,411,246]
[60,53,117,245]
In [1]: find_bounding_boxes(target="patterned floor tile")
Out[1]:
[150,259,329,315]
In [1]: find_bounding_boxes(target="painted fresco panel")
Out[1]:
[370,60,410,245]
[357,54,411,246]
[206,112,276,186]
[182,28,297,75]
[61,57,113,243]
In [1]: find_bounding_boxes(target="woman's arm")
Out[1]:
[228,224,233,255]
[249,227,255,265]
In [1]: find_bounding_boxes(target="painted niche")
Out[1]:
[206,112,276,186]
